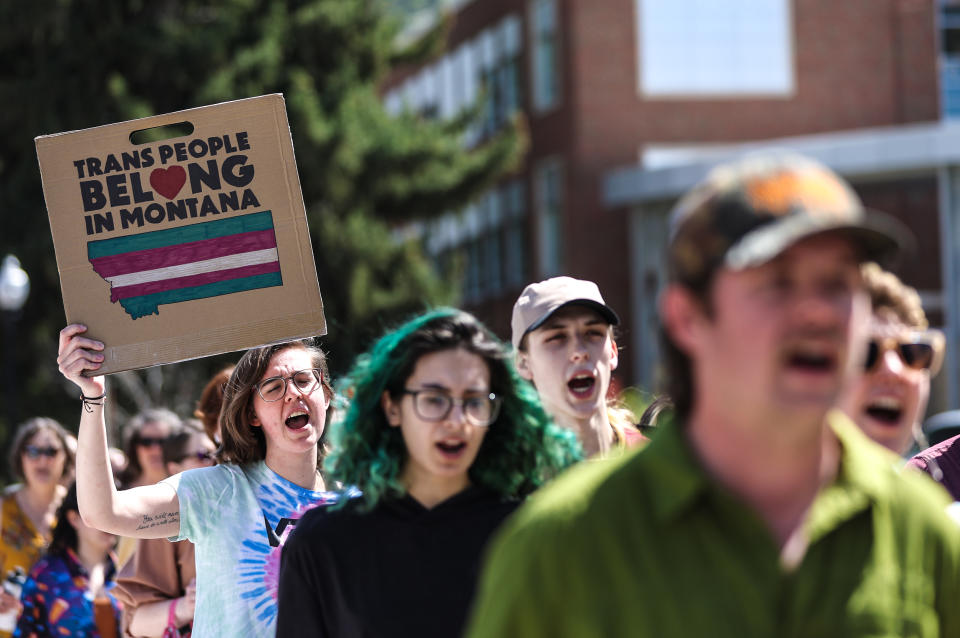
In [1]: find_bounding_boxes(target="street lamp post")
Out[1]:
[0,255,31,430]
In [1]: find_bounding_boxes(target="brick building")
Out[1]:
[382,0,959,408]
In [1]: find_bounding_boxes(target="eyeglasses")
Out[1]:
[402,389,502,427]
[257,369,322,402]
[137,436,167,448]
[864,330,945,376]
[23,445,62,459]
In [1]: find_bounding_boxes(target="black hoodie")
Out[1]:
[276,486,519,638]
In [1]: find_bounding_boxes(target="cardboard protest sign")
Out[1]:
[36,94,326,374]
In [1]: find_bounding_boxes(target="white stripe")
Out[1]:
[106,248,279,287]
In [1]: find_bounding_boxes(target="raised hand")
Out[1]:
[57,324,106,397]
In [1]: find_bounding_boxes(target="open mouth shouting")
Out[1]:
[783,341,838,376]
[436,438,468,459]
[566,371,598,399]
[785,348,836,374]
[864,396,904,427]
[284,409,310,430]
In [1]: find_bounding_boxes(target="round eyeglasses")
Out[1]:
[257,369,323,402]
[402,389,502,427]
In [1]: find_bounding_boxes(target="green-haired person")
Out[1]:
[276,308,581,638]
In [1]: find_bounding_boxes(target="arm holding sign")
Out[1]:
[57,324,181,538]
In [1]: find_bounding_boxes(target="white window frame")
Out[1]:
[635,0,795,98]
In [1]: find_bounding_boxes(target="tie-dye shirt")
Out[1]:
[161,462,338,637]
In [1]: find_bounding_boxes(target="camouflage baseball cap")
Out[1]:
[668,153,910,287]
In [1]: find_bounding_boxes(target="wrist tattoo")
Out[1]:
[135,510,179,531]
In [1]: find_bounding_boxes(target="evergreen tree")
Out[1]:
[0,0,524,460]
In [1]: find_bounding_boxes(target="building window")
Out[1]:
[942,1,960,118]
[534,158,563,277]
[420,64,440,119]
[494,15,523,127]
[636,0,793,96]
[478,29,499,138]
[440,55,457,118]
[384,14,523,135]
[483,191,504,294]
[503,180,528,288]
[530,0,561,112]
[465,238,483,301]
[424,180,528,304]
[473,15,523,138]
[384,90,403,116]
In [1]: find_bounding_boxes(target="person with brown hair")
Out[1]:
[15,483,120,638]
[114,410,184,568]
[511,277,645,457]
[277,309,579,638]
[466,154,960,637]
[114,420,216,637]
[117,409,182,490]
[193,365,234,445]
[56,329,339,637]
[0,418,74,636]
[839,263,944,455]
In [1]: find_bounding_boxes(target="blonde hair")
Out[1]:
[608,403,641,447]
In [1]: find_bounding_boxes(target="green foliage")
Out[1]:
[0,0,523,463]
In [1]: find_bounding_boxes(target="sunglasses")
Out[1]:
[137,436,167,448]
[864,330,945,376]
[23,445,62,459]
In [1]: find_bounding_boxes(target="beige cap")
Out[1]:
[511,276,619,349]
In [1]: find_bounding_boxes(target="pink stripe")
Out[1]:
[90,229,277,277]
[109,261,281,302]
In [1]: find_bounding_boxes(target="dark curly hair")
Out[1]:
[324,308,582,511]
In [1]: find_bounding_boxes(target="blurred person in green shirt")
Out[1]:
[465,153,960,637]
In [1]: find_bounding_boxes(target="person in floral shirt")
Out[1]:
[15,484,119,638]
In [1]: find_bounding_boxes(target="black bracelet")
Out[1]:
[80,391,106,413]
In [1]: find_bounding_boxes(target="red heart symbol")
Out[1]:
[150,166,187,200]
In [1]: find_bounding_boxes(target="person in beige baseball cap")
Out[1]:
[511,276,644,457]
